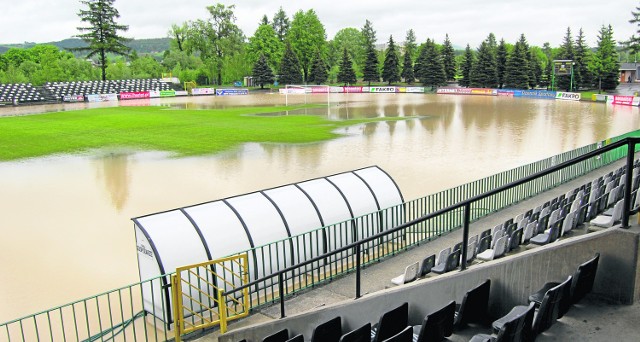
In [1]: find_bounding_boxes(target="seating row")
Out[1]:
[245,279,491,342]
[44,79,173,98]
[0,83,46,103]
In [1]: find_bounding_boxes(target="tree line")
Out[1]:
[0,0,633,92]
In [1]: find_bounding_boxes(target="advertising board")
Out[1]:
[191,87,216,95]
[87,94,118,102]
[215,89,249,96]
[608,95,639,106]
[159,90,176,97]
[516,90,557,99]
[555,92,581,101]
[63,94,84,102]
[370,86,397,93]
[343,86,364,93]
[119,91,150,100]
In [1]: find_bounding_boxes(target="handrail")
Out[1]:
[223,137,639,318]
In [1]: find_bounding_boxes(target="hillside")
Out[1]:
[0,37,171,55]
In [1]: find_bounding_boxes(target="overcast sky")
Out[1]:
[2,0,639,48]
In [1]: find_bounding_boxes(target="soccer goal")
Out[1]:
[281,84,331,107]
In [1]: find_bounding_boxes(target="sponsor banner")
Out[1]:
[497,90,515,97]
[361,87,371,92]
[310,86,330,93]
[63,94,84,102]
[330,86,343,93]
[437,87,496,95]
[555,92,581,101]
[279,88,306,94]
[516,90,557,99]
[191,87,216,95]
[593,94,608,102]
[149,90,160,98]
[160,90,176,97]
[470,88,497,96]
[87,93,118,102]
[370,86,397,93]
[405,87,425,93]
[119,91,150,100]
[216,88,249,96]
[343,86,364,93]
[397,87,406,93]
[608,95,640,106]
[175,90,189,96]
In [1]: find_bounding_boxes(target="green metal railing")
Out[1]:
[2,130,638,341]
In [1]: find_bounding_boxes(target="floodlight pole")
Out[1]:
[570,63,575,92]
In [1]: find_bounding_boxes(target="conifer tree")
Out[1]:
[589,25,619,91]
[382,35,400,85]
[337,47,357,85]
[542,42,553,89]
[496,39,508,88]
[413,43,426,80]
[252,53,274,89]
[75,0,131,81]
[442,34,457,81]
[556,27,574,91]
[362,44,379,86]
[401,49,415,84]
[418,39,446,89]
[279,41,303,85]
[470,40,498,88]
[460,44,474,87]
[574,28,592,90]
[308,50,328,85]
[504,35,530,89]
[404,29,418,62]
[272,7,290,42]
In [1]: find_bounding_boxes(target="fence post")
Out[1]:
[355,244,362,299]
[622,140,635,228]
[461,204,471,270]
[278,273,285,319]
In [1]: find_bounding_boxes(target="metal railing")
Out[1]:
[1,131,638,341]
[222,137,639,321]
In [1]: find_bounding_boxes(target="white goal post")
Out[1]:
[281,85,331,108]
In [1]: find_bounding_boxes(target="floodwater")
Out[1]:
[0,93,638,322]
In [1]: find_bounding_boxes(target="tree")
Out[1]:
[361,20,377,49]
[309,50,328,84]
[329,28,364,75]
[556,27,574,91]
[404,29,418,61]
[75,0,131,81]
[471,40,498,88]
[504,35,530,89]
[288,9,327,82]
[382,35,400,85]
[185,4,244,86]
[401,48,415,84]
[417,39,446,89]
[260,15,269,26]
[252,53,274,89]
[279,41,303,85]
[589,25,619,91]
[496,39,508,88]
[337,47,357,85]
[246,24,283,70]
[272,7,290,42]
[460,44,474,87]
[168,23,188,52]
[362,44,379,86]
[542,42,553,89]
[528,48,542,89]
[574,28,592,90]
[442,34,456,81]
[130,55,162,78]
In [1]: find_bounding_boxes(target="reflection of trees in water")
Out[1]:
[95,153,130,212]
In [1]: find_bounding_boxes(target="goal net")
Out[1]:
[280,85,331,107]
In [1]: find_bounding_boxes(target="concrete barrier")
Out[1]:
[219,227,640,342]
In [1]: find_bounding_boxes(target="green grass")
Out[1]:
[0,104,410,161]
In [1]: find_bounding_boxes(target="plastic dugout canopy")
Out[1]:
[132,166,404,322]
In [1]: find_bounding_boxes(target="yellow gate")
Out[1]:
[171,253,249,341]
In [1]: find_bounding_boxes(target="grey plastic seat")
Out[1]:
[371,302,408,342]
[412,300,455,342]
[418,254,436,278]
[432,249,460,274]
[590,200,624,228]
[390,261,419,285]
[339,323,370,342]
[529,275,573,319]
[311,316,341,342]
[521,221,536,244]
[455,279,491,328]
[529,220,561,246]
[435,247,451,267]
[477,235,508,261]
[473,302,534,342]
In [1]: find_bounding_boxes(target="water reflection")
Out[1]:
[0,93,639,322]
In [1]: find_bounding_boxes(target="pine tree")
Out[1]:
[589,25,619,91]
[382,35,400,85]
[442,34,456,81]
[74,0,131,81]
[504,35,530,89]
[308,50,328,85]
[574,28,592,90]
[470,40,498,88]
[401,49,415,84]
[362,44,379,86]
[542,42,553,89]
[496,39,508,88]
[252,53,274,89]
[404,29,418,62]
[337,47,357,85]
[460,44,474,87]
[279,41,303,85]
[556,27,574,91]
[272,7,289,42]
[418,39,446,89]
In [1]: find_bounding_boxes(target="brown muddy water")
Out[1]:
[0,93,638,322]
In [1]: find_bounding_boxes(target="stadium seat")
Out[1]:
[380,326,412,342]
[311,316,341,342]
[529,275,573,319]
[477,235,507,261]
[455,279,490,328]
[589,200,624,228]
[371,302,408,342]
[339,323,370,342]
[431,249,460,274]
[263,328,289,342]
[418,254,436,278]
[412,300,455,342]
[472,302,534,342]
[285,335,303,342]
[390,262,419,285]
